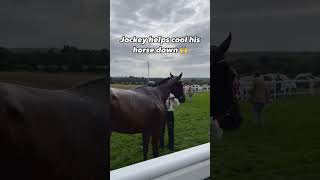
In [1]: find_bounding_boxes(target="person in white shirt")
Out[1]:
[160,93,180,151]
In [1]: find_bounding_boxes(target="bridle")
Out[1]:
[171,81,185,102]
[213,103,236,122]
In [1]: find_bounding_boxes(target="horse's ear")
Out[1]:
[218,32,232,56]
[170,72,174,78]
[178,73,182,79]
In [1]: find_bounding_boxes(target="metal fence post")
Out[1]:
[310,80,314,95]
[273,81,276,99]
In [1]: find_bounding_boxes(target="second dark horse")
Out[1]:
[110,73,184,160]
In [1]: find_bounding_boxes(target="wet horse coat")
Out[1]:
[110,73,183,160]
[0,78,108,180]
[110,87,165,133]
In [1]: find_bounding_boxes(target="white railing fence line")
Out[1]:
[239,79,320,101]
[110,143,210,180]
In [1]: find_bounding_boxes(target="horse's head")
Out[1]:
[211,33,242,130]
[169,73,185,103]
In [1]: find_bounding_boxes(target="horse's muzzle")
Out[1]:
[216,103,242,130]
[178,95,186,103]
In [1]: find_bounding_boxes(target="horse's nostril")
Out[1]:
[179,96,186,103]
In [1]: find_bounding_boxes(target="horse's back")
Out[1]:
[111,88,156,110]
[110,88,164,133]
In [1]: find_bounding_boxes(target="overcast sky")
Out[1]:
[0,0,108,50]
[110,0,210,78]
[213,0,320,51]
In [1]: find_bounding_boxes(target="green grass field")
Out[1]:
[110,83,141,89]
[110,92,210,170]
[213,95,320,179]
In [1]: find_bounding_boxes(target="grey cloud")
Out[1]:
[111,0,210,78]
[0,0,108,49]
[212,0,320,51]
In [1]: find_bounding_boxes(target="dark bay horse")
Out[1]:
[0,78,108,180]
[211,33,242,132]
[110,73,184,160]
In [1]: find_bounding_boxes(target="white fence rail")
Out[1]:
[110,143,210,180]
[239,80,320,101]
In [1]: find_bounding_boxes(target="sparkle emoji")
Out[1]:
[180,47,188,54]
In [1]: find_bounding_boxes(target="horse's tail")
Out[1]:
[110,88,120,106]
[0,87,33,178]
[0,86,27,144]
[109,88,118,120]
[0,91,25,124]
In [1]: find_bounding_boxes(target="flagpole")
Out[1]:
[147,61,150,82]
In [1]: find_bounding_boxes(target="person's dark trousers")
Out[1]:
[160,111,175,150]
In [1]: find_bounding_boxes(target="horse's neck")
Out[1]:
[135,86,168,104]
[158,82,174,102]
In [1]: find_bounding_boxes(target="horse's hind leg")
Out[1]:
[142,132,150,160]
[151,130,160,158]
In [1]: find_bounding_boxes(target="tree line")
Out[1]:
[227,51,320,77]
[0,46,108,72]
[111,76,209,85]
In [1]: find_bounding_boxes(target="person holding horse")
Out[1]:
[250,71,269,127]
[160,93,180,151]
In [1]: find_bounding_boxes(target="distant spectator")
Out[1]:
[232,69,240,100]
[187,86,193,102]
[250,71,269,127]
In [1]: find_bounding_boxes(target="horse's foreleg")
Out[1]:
[152,130,160,158]
[143,132,150,161]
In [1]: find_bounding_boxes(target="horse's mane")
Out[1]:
[151,77,171,87]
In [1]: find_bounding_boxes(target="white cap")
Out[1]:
[169,93,175,98]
